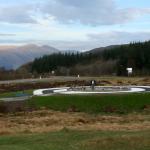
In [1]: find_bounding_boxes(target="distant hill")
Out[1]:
[86,45,122,54]
[0,44,59,69]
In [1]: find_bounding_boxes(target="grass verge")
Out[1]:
[0,90,33,98]
[0,130,149,150]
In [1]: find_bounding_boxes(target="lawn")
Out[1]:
[0,130,149,150]
[30,93,150,114]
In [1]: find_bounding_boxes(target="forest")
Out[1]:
[31,41,150,76]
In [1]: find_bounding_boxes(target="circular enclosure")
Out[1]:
[33,86,150,96]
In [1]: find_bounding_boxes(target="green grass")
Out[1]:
[0,90,33,98]
[30,93,150,114]
[0,130,149,150]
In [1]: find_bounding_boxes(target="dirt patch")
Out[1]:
[0,80,88,93]
[0,109,149,135]
[1,77,150,93]
[0,100,35,113]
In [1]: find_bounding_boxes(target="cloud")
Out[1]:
[0,4,37,24]
[42,0,150,25]
[0,0,149,25]
[88,31,150,45]
[0,33,16,36]
[35,31,150,50]
[0,31,150,50]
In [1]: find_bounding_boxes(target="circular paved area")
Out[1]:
[33,86,150,96]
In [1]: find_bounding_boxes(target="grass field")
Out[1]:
[0,90,150,150]
[0,130,149,150]
[30,93,150,114]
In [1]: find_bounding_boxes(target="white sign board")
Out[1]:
[126,68,133,75]
[51,71,55,75]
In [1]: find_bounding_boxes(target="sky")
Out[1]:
[0,0,150,51]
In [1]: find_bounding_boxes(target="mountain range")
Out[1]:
[0,44,59,70]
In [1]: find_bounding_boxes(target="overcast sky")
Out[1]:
[0,0,150,50]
